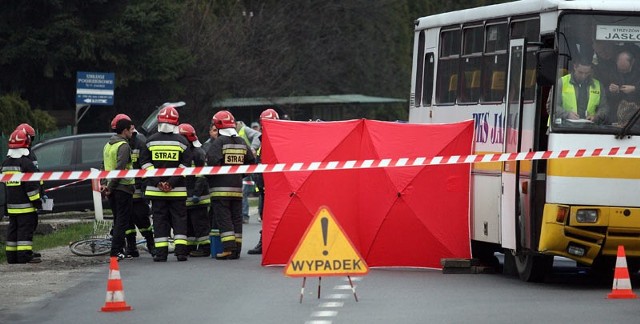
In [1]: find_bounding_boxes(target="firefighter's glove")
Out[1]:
[191,195,200,203]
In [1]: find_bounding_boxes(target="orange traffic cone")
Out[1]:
[100,256,133,312]
[607,245,637,299]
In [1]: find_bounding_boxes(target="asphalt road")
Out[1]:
[3,221,640,324]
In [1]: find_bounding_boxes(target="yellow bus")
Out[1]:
[410,0,640,281]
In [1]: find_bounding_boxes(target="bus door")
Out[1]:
[501,39,526,251]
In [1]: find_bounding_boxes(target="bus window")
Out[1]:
[482,23,508,103]
[414,31,425,107]
[511,18,540,42]
[422,53,435,106]
[436,28,461,104]
[512,19,540,102]
[460,26,483,103]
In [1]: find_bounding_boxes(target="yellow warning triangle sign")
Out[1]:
[285,206,368,277]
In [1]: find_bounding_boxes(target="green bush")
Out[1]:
[0,93,57,135]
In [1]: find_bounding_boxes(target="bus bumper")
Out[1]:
[538,204,640,265]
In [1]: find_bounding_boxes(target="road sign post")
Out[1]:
[75,71,114,133]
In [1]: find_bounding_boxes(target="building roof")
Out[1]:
[212,94,406,108]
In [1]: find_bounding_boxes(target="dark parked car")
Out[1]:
[0,101,185,214]
[31,133,112,213]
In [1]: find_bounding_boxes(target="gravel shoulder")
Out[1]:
[0,242,110,314]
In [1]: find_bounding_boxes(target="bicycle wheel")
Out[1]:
[69,238,111,256]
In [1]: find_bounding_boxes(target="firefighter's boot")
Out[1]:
[153,246,168,262]
[6,251,17,264]
[174,243,189,261]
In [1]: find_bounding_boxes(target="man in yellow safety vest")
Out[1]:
[547,58,609,125]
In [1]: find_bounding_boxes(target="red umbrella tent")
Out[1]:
[260,119,473,268]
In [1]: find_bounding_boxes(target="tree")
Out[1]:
[0,93,57,135]
[0,1,190,132]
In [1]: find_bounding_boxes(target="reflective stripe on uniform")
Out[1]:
[147,141,188,150]
[139,225,153,234]
[7,203,37,214]
[145,186,188,198]
[187,237,197,246]
[155,237,170,248]
[133,187,143,199]
[211,192,243,198]
[186,194,211,206]
[131,149,140,163]
[210,186,242,198]
[221,231,235,242]
[17,240,33,251]
[174,234,187,246]
[5,241,17,251]
[222,148,248,154]
[26,189,41,201]
[196,236,210,244]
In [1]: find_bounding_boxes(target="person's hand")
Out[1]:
[609,83,620,93]
[157,182,172,192]
[567,111,580,120]
[191,195,200,203]
[620,85,636,94]
[100,185,111,196]
[587,115,595,121]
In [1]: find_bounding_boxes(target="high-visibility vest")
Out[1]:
[103,140,134,185]
[560,75,601,118]
[238,127,251,146]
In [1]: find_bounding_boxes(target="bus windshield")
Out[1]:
[550,13,640,135]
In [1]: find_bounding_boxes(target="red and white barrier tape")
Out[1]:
[44,178,87,193]
[2,146,637,183]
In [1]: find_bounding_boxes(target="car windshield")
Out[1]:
[140,108,160,135]
[550,13,640,136]
[140,101,185,135]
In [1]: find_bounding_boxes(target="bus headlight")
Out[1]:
[576,209,598,223]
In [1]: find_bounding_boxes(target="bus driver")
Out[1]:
[547,58,609,124]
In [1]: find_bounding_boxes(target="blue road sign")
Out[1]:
[76,71,115,105]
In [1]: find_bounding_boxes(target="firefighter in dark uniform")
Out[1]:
[178,123,211,257]
[139,105,192,262]
[109,114,156,257]
[2,129,42,263]
[248,108,279,255]
[207,110,256,259]
[14,123,45,260]
[102,117,136,260]
[202,123,221,255]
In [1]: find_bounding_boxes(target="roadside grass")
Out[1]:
[0,222,94,264]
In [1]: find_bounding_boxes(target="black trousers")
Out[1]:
[109,190,133,256]
[187,205,210,246]
[151,198,188,256]
[212,199,242,251]
[127,200,153,235]
[5,212,37,263]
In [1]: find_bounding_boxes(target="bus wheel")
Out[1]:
[515,253,553,282]
[502,249,518,276]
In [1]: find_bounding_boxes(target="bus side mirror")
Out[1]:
[536,49,558,87]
